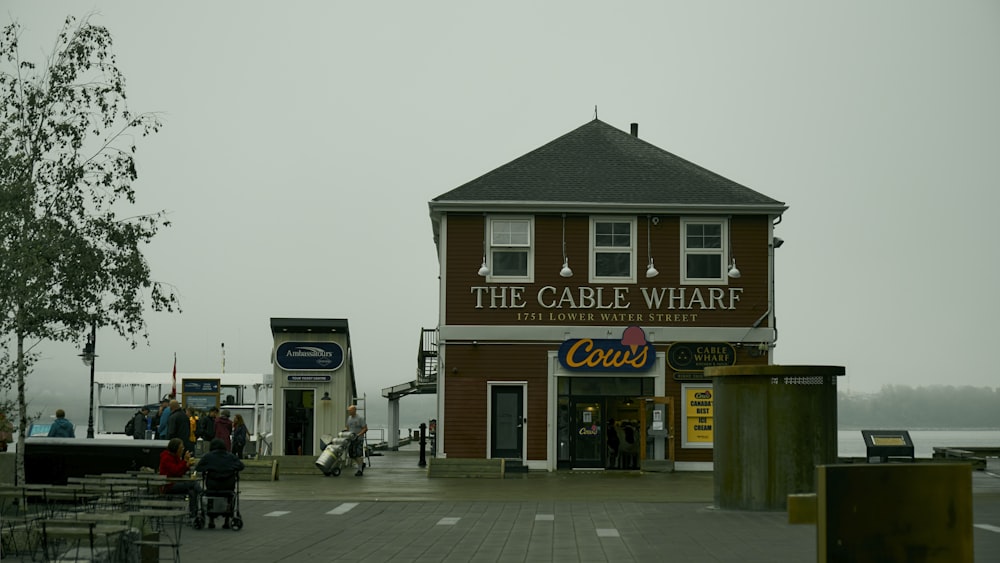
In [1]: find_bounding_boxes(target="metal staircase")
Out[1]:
[382,329,438,401]
[381,328,438,449]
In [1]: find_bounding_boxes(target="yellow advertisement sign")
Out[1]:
[684,386,714,445]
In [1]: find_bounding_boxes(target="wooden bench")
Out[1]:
[428,457,505,479]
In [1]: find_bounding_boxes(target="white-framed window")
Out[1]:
[589,216,636,283]
[680,218,729,284]
[487,216,533,281]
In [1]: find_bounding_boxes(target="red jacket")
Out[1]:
[214,416,233,451]
[159,449,189,491]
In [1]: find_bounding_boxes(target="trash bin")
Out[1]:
[706,365,845,511]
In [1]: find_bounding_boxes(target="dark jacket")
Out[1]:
[47,417,75,438]
[232,423,248,451]
[197,415,215,440]
[195,449,244,491]
[166,408,189,441]
[132,411,148,439]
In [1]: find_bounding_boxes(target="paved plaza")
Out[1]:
[4,450,999,562]
[169,451,1000,562]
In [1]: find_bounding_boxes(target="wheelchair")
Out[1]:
[192,470,244,531]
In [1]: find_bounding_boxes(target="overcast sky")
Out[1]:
[5,1,999,427]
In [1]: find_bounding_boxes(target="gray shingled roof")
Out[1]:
[431,120,785,211]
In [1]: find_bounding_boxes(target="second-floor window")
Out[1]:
[488,217,533,280]
[590,217,636,283]
[681,218,729,284]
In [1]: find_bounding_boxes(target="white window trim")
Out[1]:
[680,217,730,285]
[588,216,637,284]
[485,215,534,283]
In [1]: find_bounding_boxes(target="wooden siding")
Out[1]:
[442,343,767,464]
[443,344,549,460]
[445,213,771,328]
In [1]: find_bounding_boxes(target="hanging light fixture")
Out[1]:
[560,214,573,277]
[645,215,659,278]
[728,260,741,278]
[727,216,740,278]
[478,213,490,277]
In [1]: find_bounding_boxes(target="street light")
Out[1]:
[78,322,97,439]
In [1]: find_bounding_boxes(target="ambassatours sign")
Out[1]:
[275,342,344,371]
[558,326,654,372]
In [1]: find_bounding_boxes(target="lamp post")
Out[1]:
[78,322,97,439]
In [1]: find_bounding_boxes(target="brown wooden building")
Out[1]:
[427,120,787,471]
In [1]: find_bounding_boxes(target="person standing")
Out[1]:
[231,413,249,459]
[166,400,188,445]
[196,407,214,439]
[155,398,171,439]
[214,409,233,451]
[344,405,368,476]
[47,409,75,437]
[184,406,198,454]
[131,407,149,439]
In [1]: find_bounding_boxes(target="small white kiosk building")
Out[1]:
[270,318,358,456]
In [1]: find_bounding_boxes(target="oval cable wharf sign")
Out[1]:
[275,342,344,371]
[667,342,735,372]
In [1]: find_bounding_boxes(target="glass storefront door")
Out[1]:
[557,377,655,469]
[571,399,603,468]
[570,397,606,468]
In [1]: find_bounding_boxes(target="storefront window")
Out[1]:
[561,376,652,396]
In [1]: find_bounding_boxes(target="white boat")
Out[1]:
[94,371,274,455]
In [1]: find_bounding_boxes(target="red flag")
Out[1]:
[171,354,177,396]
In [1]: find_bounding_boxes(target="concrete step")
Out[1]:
[240,459,278,481]
[251,455,345,478]
[428,457,505,479]
[505,460,528,473]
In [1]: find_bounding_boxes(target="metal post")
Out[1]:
[87,321,96,439]
[418,422,427,467]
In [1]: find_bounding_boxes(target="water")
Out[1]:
[838,429,1000,459]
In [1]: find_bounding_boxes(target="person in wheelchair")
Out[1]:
[195,438,244,528]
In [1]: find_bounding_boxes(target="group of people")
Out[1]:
[39,403,366,528]
[131,397,251,458]
[150,397,248,528]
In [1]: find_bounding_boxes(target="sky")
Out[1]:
[4,1,999,428]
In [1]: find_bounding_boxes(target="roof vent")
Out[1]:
[630,123,638,137]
